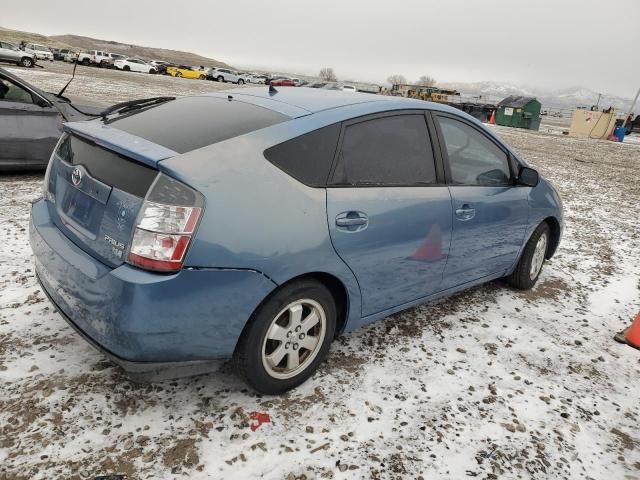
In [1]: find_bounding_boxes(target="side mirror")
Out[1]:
[517,166,539,187]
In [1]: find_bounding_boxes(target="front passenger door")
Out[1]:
[434,114,529,289]
[0,73,62,168]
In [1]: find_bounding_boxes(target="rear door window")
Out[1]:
[332,114,437,186]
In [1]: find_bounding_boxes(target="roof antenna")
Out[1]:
[269,84,278,96]
[56,52,79,98]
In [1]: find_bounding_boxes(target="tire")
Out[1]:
[150,69,156,74]
[237,79,244,85]
[176,72,182,78]
[507,222,551,290]
[20,57,33,68]
[123,65,130,71]
[234,280,337,394]
[217,75,224,82]
[82,58,90,66]
[199,74,205,80]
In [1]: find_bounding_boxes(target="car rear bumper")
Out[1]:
[30,199,277,375]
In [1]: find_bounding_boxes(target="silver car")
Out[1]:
[0,41,36,68]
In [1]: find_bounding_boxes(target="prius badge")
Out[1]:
[71,167,82,187]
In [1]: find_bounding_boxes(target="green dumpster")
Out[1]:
[495,96,541,130]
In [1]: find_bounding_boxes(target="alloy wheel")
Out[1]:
[529,232,548,280]
[261,299,327,380]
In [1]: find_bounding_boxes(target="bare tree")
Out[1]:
[387,74,407,86]
[416,75,436,86]
[319,67,337,82]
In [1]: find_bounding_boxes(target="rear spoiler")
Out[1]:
[63,121,178,168]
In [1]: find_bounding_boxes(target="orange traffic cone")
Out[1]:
[614,311,640,349]
[489,110,496,125]
[625,312,640,349]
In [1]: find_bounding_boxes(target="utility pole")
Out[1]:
[624,87,640,123]
[596,93,601,109]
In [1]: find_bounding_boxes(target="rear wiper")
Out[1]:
[100,96,175,120]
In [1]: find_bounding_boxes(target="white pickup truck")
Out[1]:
[77,50,113,68]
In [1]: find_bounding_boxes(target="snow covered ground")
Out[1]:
[1,68,640,479]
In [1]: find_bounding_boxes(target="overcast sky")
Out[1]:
[3,0,639,95]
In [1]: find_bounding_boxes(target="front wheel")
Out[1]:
[237,79,244,85]
[234,280,336,394]
[175,71,182,78]
[507,222,550,290]
[20,57,33,68]
[199,74,205,80]
[217,75,224,82]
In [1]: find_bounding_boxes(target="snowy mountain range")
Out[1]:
[439,80,634,111]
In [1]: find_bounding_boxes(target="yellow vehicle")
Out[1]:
[166,65,206,80]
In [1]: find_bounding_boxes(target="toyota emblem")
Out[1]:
[71,167,82,187]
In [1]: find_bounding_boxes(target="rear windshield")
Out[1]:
[109,96,288,154]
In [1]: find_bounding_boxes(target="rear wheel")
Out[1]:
[20,57,33,68]
[237,79,244,85]
[234,280,336,394]
[199,74,205,80]
[217,75,224,82]
[82,58,90,66]
[123,65,130,71]
[176,71,182,78]
[507,222,550,290]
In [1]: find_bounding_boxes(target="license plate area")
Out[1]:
[61,187,96,230]
[56,175,107,240]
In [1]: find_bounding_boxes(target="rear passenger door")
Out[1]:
[433,113,528,288]
[326,112,452,317]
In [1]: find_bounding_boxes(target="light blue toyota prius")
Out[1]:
[29,87,563,394]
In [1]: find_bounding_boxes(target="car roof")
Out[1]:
[211,86,458,117]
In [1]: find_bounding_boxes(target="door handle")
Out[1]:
[455,204,475,221]
[336,217,367,227]
[335,211,368,231]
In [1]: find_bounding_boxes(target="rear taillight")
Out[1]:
[127,174,204,273]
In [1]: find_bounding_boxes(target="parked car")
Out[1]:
[207,68,247,84]
[150,60,171,75]
[270,78,296,87]
[107,53,127,62]
[29,87,563,394]
[77,50,113,68]
[114,58,156,74]
[63,51,79,63]
[342,85,357,92]
[167,65,206,79]
[0,41,37,67]
[0,67,104,170]
[244,74,266,84]
[52,48,73,61]
[22,43,54,62]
